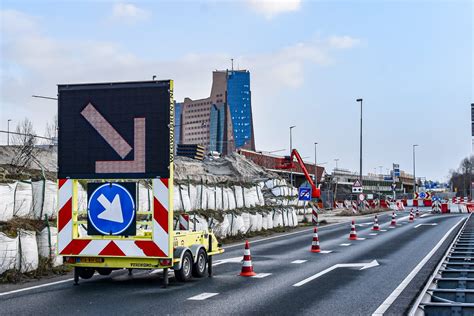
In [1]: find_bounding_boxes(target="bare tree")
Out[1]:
[10,118,37,173]
[44,114,58,145]
[449,156,474,197]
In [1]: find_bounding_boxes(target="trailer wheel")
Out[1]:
[97,268,112,276]
[175,251,193,282]
[192,248,207,278]
[77,268,95,279]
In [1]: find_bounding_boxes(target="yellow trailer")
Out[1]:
[56,80,223,286]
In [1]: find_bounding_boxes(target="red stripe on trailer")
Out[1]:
[58,178,68,189]
[57,199,72,231]
[161,178,169,188]
[99,241,126,256]
[154,197,169,233]
[60,239,91,255]
[135,241,167,257]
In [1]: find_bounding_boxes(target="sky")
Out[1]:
[0,0,472,182]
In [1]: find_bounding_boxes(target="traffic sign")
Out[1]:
[358,194,365,201]
[58,81,172,179]
[352,180,363,193]
[87,182,136,236]
[393,163,400,177]
[418,192,427,199]
[391,183,396,191]
[298,187,312,201]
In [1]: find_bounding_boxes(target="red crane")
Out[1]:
[276,149,321,199]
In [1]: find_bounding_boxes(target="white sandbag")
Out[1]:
[262,213,268,230]
[222,189,229,211]
[255,213,263,231]
[14,181,33,218]
[0,232,18,274]
[77,185,87,213]
[215,187,223,210]
[291,208,298,227]
[200,185,208,210]
[226,188,236,210]
[190,215,208,231]
[180,186,192,212]
[258,182,265,190]
[205,186,216,210]
[249,213,258,232]
[245,187,259,208]
[265,213,274,230]
[188,185,198,211]
[256,186,265,206]
[37,227,62,267]
[229,214,245,236]
[18,230,38,273]
[138,183,152,213]
[0,182,16,222]
[42,181,57,219]
[273,210,283,227]
[214,215,230,238]
[32,180,57,219]
[31,181,44,219]
[272,187,284,197]
[241,212,250,232]
[265,179,276,189]
[297,214,304,222]
[282,209,289,227]
[173,188,183,211]
[234,186,244,208]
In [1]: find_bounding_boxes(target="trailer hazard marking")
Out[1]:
[98,241,126,256]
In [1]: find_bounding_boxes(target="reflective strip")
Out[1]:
[153,220,169,256]
[242,261,253,267]
[57,220,73,253]
[80,240,109,255]
[115,240,146,257]
[58,179,73,211]
[244,249,251,256]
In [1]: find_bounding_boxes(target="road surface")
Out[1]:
[0,210,466,315]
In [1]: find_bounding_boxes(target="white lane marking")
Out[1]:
[372,217,465,315]
[319,250,333,254]
[356,238,366,240]
[340,243,351,246]
[252,273,272,278]
[212,256,242,266]
[224,212,394,250]
[369,233,378,236]
[388,227,395,229]
[0,278,74,297]
[380,230,387,232]
[188,292,219,300]
[414,223,438,228]
[293,260,379,287]
[292,260,308,264]
[420,214,431,218]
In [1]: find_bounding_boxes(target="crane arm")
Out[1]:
[290,149,320,199]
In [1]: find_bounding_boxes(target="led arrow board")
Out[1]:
[58,81,173,179]
[87,182,136,236]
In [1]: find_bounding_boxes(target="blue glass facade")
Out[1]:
[226,70,252,149]
[209,104,225,153]
[175,102,183,147]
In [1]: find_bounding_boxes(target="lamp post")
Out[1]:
[289,125,296,186]
[334,158,339,170]
[314,142,318,189]
[7,119,11,145]
[413,144,419,194]
[356,98,363,182]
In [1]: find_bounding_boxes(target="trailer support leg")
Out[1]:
[208,256,213,277]
[162,268,169,288]
[74,267,79,286]
[128,268,133,276]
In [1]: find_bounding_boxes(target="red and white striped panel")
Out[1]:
[58,178,170,258]
[179,214,189,230]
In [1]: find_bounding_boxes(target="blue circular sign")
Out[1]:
[419,192,427,199]
[88,183,135,235]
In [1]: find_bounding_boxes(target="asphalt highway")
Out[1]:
[0,209,467,315]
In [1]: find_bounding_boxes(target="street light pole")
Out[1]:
[334,158,339,170]
[356,98,363,182]
[413,144,419,194]
[314,142,318,189]
[289,125,296,186]
[7,119,11,145]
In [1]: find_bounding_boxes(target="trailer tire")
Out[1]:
[175,251,193,282]
[78,268,95,279]
[192,248,207,278]
[97,268,112,276]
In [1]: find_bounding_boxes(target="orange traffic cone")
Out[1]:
[239,240,256,277]
[310,227,321,253]
[390,212,397,226]
[349,220,358,240]
[372,215,380,231]
[415,208,420,217]
[409,210,414,222]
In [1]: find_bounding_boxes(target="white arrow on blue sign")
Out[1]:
[88,183,136,235]
[298,187,312,201]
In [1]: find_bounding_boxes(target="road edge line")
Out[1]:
[371,216,466,315]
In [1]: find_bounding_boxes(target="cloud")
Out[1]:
[328,35,360,49]
[246,0,302,19]
[110,3,150,23]
[0,9,359,138]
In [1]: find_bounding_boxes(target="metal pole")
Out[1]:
[413,144,418,194]
[289,126,295,186]
[314,142,318,189]
[7,119,11,146]
[356,98,363,210]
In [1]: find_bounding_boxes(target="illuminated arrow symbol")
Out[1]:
[81,102,145,173]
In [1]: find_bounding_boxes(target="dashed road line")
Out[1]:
[188,292,219,300]
[252,273,272,278]
[292,260,308,264]
[340,243,351,246]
